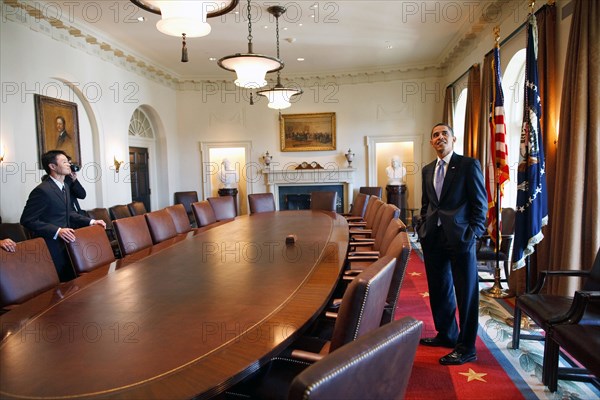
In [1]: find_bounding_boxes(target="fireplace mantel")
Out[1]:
[263,168,355,212]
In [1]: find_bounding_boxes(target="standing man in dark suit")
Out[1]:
[20,150,105,281]
[417,123,487,365]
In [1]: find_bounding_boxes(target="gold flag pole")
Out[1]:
[482,26,511,299]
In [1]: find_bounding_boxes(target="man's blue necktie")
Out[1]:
[435,159,445,200]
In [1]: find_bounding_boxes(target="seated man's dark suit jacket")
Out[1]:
[20,179,92,280]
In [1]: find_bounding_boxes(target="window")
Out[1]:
[501,49,526,209]
[452,88,467,155]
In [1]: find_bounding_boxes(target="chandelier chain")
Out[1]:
[246,0,253,44]
[275,10,281,81]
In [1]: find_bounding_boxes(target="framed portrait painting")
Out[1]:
[280,112,336,152]
[34,94,82,165]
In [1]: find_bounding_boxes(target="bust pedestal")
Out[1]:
[386,185,407,223]
[218,188,239,216]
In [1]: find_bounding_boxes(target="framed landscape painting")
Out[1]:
[34,94,81,165]
[280,112,336,152]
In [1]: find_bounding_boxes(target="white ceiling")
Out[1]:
[62,1,502,81]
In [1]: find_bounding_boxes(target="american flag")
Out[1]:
[512,15,549,270]
[485,44,510,249]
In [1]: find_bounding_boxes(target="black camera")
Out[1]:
[70,163,81,172]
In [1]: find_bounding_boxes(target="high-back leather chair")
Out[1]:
[127,201,147,216]
[174,191,199,225]
[0,238,59,309]
[344,192,369,219]
[113,215,153,256]
[288,316,422,400]
[145,209,178,244]
[109,204,132,221]
[310,191,337,212]
[165,204,192,235]
[86,208,121,258]
[359,186,383,198]
[207,196,236,221]
[380,231,412,325]
[66,225,116,274]
[192,201,218,227]
[0,223,30,242]
[248,193,276,214]
[231,256,397,399]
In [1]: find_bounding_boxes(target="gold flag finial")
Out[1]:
[529,0,535,14]
[493,26,500,44]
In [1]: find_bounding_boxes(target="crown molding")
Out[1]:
[3,0,514,92]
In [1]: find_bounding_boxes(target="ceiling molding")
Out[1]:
[4,0,509,92]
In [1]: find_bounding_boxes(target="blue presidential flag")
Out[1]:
[512,15,549,270]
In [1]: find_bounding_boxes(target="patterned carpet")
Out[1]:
[400,236,599,400]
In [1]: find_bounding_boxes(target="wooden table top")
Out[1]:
[0,211,348,399]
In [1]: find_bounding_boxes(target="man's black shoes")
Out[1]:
[439,350,477,365]
[419,337,456,349]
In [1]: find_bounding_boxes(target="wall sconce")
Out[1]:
[344,149,355,167]
[0,146,5,163]
[113,156,124,173]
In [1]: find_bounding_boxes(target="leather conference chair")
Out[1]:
[349,217,405,255]
[342,192,369,219]
[359,186,383,198]
[231,317,422,400]
[0,223,30,242]
[512,247,600,385]
[347,197,384,230]
[86,207,121,258]
[174,191,199,225]
[287,316,422,400]
[476,208,516,282]
[207,196,236,221]
[310,191,337,212]
[145,209,178,244]
[113,215,154,256]
[165,204,193,235]
[248,193,276,214]
[349,200,389,240]
[545,291,600,392]
[229,256,396,399]
[109,204,132,220]
[66,225,116,275]
[127,201,147,216]
[336,230,412,325]
[0,237,59,310]
[192,201,218,227]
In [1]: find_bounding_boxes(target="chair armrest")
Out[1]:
[290,349,325,363]
[346,255,379,262]
[549,290,600,325]
[348,250,379,257]
[530,270,591,294]
[348,221,367,227]
[345,216,364,222]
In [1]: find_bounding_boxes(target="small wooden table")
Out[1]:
[0,211,348,399]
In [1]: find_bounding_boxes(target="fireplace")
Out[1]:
[279,185,344,213]
[262,167,355,212]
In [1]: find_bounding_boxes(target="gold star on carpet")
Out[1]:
[459,368,487,382]
[409,272,421,276]
[419,292,429,297]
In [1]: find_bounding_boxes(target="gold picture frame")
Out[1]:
[34,94,81,165]
[280,112,336,152]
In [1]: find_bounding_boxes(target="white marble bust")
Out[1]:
[218,158,238,189]
[385,155,406,185]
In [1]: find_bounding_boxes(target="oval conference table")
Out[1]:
[0,211,349,399]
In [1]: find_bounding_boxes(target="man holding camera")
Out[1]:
[21,150,106,281]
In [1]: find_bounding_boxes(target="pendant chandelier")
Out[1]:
[256,6,302,109]
[218,0,283,88]
[130,0,238,62]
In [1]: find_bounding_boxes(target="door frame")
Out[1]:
[128,137,158,211]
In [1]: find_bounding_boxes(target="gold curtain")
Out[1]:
[532,4,558,286]
[442,86,454,128]
[478,53,493,174]
[464,64,481,158]
[549,0,600,295]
